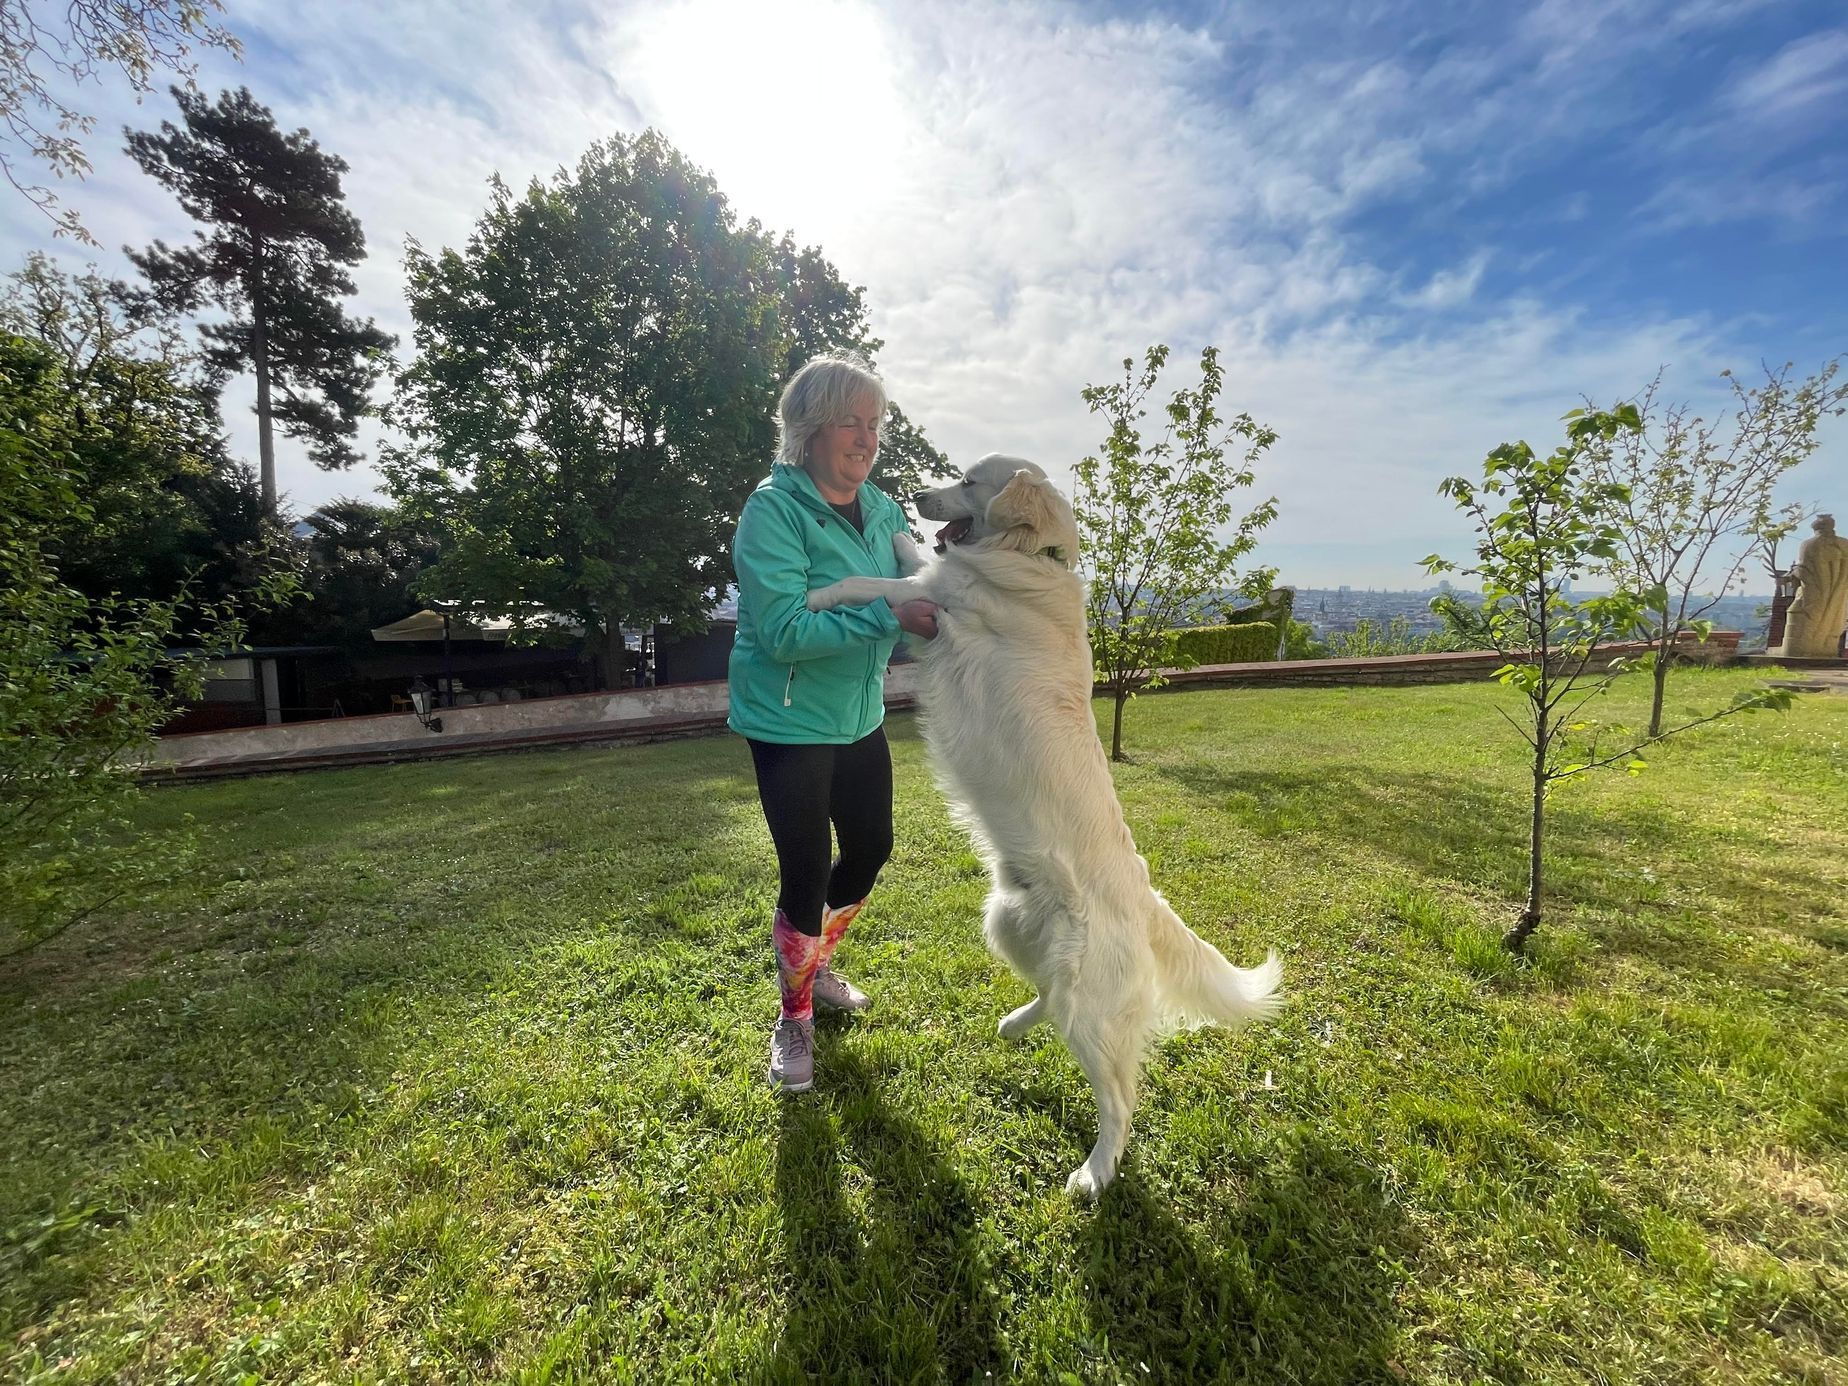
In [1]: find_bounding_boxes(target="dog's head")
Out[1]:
[913,454,1080,569]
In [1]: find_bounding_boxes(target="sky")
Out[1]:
[3,0,1844,590]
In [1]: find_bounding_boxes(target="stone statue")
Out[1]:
[1772,513,1848,659]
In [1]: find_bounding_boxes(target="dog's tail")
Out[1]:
[1148,898,1283,1031]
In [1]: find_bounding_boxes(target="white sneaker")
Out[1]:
[811,967,870,1013]
[766,1016,814,1093]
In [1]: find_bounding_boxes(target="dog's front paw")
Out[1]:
[892,531,926,575]
[1065,1162,1111,1201]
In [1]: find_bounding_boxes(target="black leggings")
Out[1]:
[747,727,894,936]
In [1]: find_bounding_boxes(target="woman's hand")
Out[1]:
[890,598,940,641]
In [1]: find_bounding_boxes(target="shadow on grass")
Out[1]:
[765,1038,1008,1382]
[1153,758,1843,985]
[1082,1135,1408,1385]
[0,736,763,1331]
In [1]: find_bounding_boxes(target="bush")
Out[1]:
[1326,616,1466,658]
[2,550,215,948]
[0,376,279,953]
[1169,621,1278,666]
[1283,619,1328,660]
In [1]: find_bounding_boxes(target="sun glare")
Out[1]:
[617,0,908,239]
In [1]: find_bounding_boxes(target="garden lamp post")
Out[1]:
[408,677,443,733]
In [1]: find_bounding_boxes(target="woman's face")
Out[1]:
[805,394,881,501]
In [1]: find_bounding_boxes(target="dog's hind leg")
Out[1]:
[997,994,1044,1041]
[982,866,1071,1043]
[1059,993,1151,1199]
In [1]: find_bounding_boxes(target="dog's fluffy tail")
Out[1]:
[1148,900,1283,1031]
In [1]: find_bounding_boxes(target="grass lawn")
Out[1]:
[2,667,1845,1384]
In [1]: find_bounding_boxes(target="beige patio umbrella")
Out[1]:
[368,608,513,642]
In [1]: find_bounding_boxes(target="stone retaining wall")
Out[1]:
[149,666,923,770]
[146,631,1744,776]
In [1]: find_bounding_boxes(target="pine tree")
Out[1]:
[125,86,393,512]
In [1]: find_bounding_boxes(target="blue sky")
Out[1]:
[3,0,1843,589]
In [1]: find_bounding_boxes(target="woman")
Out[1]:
[728,354,939,1093]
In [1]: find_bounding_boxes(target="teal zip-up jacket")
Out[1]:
[727,463,906,743]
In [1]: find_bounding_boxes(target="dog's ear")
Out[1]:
[986,469,1080,565]
[986,469,1057,536]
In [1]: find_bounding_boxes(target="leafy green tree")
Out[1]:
[387,130,940,688]
[1582,360,1847,736]
[1072,345,1279,760]
[0,254,268,608]
[735,231,951,506]
[865,404,951,508]
[0,0,238,242]
[0,376,270,955]
[1748,499,1817,589]
[125,85,394,512]
[1423,407,1792,953]
[265,498,442,650]
[1744,498,1821,644]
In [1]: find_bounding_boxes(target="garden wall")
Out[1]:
[144,632,1744,780]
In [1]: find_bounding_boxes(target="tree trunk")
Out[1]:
[1647,608,1673,739]
[1648,638,1670,739]
[1111,688,1127,761]
[1505,725,1548,953]
[252,275,276,515]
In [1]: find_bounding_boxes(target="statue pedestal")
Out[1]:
[1767,634,1848,661]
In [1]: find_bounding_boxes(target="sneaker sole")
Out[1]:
[767,1066,813,1094]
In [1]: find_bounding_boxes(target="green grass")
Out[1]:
[2,666,1844,1383]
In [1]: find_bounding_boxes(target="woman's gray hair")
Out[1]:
[776,353,888,469]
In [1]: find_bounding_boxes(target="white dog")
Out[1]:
[806,453,1282,1197]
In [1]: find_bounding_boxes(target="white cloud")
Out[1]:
[1399,252,1490,310]
[1725,27,1848,122]
[1637,167,1842,233]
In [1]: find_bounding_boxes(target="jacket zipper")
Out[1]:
[771,474,897,727]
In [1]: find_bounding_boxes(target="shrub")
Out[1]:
[1169,621,1278,666]
[0,376,282,953]
[1282,620,1328,660]
[1326,616,1465,658]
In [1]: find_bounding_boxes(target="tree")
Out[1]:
[866,403,951,508]
[0,0,238,242]
[1072,345,1279,760]
[1423,407,1792,954]
[757,231,952,506]
[266,497,442,650]
[1744,498,1822,647]
[0,253,268,608]
[125,85,394,512]
[387,130,940,688]
[1748,499,1818,588]
[0,367,275,955]
[1582,360,1847,736]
